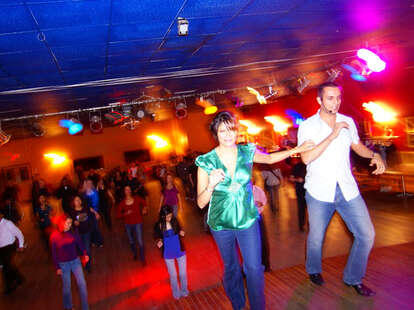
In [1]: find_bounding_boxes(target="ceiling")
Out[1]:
[0,0,413,123]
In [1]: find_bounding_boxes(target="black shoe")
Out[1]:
[309,273,324,286]
[345,283,376,296]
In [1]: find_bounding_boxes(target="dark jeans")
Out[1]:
[90,215,103,246]
[211,220,265,310]
[0,243,23,292]
[295,182,307,230]
[265,184,279,212]
[258,216,270,270]
[125,223,145,261]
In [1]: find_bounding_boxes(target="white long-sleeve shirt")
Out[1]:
[0,218,24,248]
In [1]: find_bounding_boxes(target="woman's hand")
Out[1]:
[179,230,185,237]
[208,169,226,190]
[296,140,315,153]
[156,240,163,248]
[56,269,62,276]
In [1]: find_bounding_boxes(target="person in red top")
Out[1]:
[117,185,148,263]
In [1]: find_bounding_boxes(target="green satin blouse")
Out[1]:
[195,143,259,231]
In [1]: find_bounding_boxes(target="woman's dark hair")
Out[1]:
[158,205,179,233]
[209,111,238,141]
[70,195,83,210]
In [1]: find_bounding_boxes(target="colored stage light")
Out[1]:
[285,109,304,127]
[362,101,396,123]
[59,119,83,135]
[147,135,168,149]
[239,120,263,135]
[44,153,67,165]
[357,48,386,72]
[264,116,291,135]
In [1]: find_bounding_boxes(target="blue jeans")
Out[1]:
[125,223,145,261]
[59,257,89,310]
[164,254,188,299]
[305,185,375,285]
[211,220,265,310]
[80,232,91,271]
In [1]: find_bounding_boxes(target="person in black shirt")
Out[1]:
[289,157,307,231]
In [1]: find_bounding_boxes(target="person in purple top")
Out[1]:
[159,174,182,217]
[50,214,89,310]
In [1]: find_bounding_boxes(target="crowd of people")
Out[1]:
[0,82,387,310]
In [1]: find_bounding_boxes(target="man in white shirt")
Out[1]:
[0,210,25,295]
[298,82,385,296]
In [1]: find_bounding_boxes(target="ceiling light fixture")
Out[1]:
[0,122,11,146]
[175,101,187,119]
[89,112,103,134]
[178,17,189,36]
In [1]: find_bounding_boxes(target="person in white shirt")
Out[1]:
[0,210,25,295]
[298,82,385,297]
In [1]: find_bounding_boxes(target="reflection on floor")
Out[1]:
[1,179,414,309]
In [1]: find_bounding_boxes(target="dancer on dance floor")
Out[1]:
[196,111,314,310]
[298,82,385,296]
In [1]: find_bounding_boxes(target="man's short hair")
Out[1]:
[317,82,342,99]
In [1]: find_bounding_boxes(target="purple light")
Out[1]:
[357,48,386,72]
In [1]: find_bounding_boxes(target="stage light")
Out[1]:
[147,135,168,149]
[178,17,189,36]
[264,116,291,135]
[204,105,218,115]
[89,112,103,134]
[239,120,263,135]
[59,118,83,135]
[44,153,67,165]
[285,109,304,127]
[362,101,396,123]
[297,77,310,94]
[342,60,369,82]
[31,122,45,137]
[136,109,145,120]
[0,128,11,146]
[175,102,187,119]
[357,48,386,72]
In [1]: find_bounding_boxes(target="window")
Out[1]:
[124,149,151,164]
[73,156,104,171]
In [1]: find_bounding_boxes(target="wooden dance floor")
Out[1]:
[1,180,414,309]
[160,242,414,310]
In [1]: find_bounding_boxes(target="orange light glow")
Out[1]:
[204,105,218,115]
[239,120,263,135]
[247,87,267,104]
[147,135,169,149]
[44,153,67,165]
[264,116,291,134]
[362,101,397,123]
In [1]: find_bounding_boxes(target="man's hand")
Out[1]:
[56,269,62,276]
[17,247,24,252]
[370,153,386,175]
[329,122,349,141]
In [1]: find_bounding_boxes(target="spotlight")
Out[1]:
[178,17,189,36]
[357,48,386,72]
[31,121,45,137]
[59,118,83,135]
[104,110,127,125]
[136,109,145,120]
[0,123,11,146]
[89,112,103,134]
[175,102,187,119]
[297,77,310,94]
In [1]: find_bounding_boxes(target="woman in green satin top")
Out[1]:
[195,142,258,230]
[196,111,314,232]
[196,111,314,310]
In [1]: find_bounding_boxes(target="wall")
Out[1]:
[0,112,218,199]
